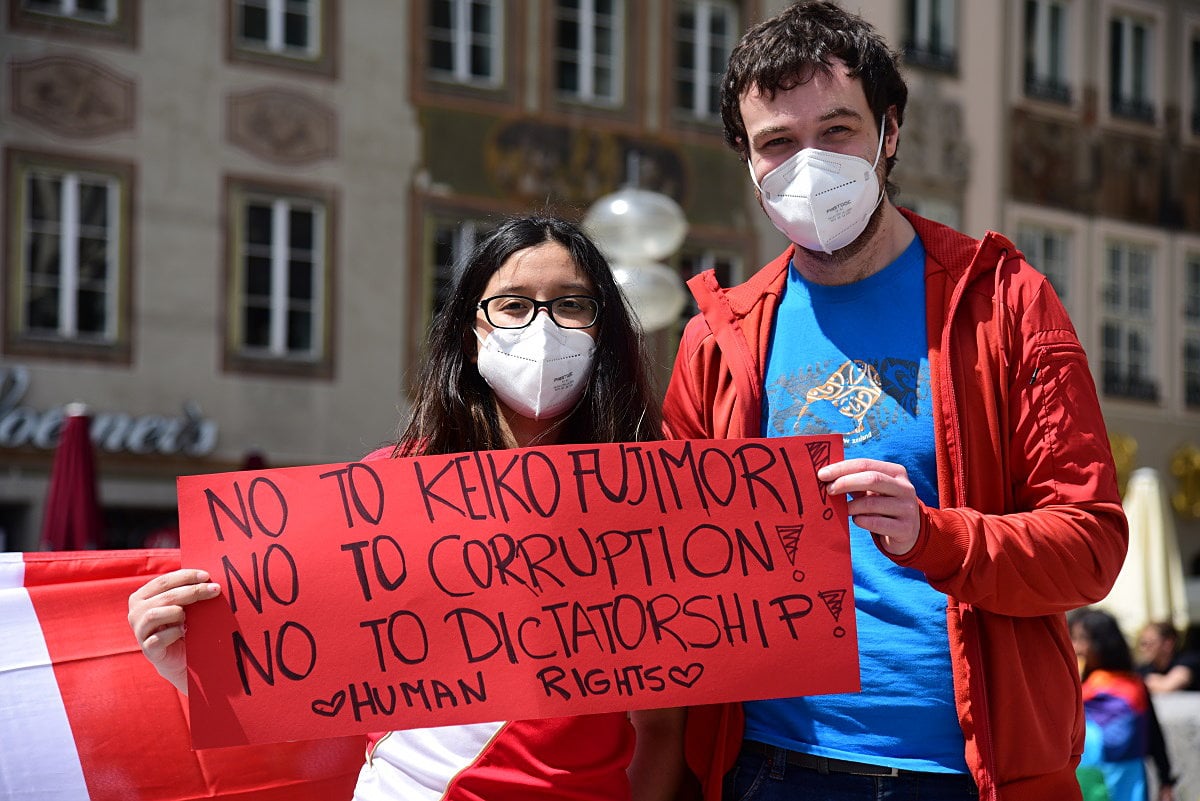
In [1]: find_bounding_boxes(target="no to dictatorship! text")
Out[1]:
[178,436,856,748]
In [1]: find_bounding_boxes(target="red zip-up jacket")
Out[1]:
[661,210,1128,801]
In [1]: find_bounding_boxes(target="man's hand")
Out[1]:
[817,458,922,556]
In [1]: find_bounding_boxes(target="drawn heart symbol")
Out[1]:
[669,663,704,689]
[311,690,346,717]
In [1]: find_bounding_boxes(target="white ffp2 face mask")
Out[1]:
[475,313,596,420]
[749,116,887,254]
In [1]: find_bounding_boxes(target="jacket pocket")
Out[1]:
[1020,335,1109,502]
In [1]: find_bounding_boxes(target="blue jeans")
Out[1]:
[723,745,979,801]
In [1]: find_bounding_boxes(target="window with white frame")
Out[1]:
[21,0,115,23]
[428,0,503,87]
[13,162,124,347]
[904,0,956,72]
[1184,252,1200,408]
[1108,12,1156,122]
[12,0,135,44]
[229,188,330,366]
[430,216,496,319]
[1101,240,1158,401]
[233,0,325,63]
[1016,224,1071,306]
[1023,0,1071,103]
[674,0,737,122]
[554,0,624,106]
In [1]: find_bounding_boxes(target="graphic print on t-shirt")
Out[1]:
[768,356,925,445]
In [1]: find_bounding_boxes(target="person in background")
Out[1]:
[1069,609,1176,801]
[660,2,1128,799]
[128,215,684,801]
[1136,622,1199,694]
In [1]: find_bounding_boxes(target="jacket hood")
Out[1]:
[692,207,1021,314]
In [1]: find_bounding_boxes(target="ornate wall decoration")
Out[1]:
[1009,109,1087,212]
[484,117,687,205]
[897,80,971,190]
[1009,102,1196,233]
[227,88,336,165]
[421,108,743,225]
[1171,444,1200,519]
[10,55,135,138]
[1097,133,1164,227]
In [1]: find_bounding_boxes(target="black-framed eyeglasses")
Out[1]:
[477,294,601,329]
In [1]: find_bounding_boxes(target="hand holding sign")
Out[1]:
[178,436,855,748]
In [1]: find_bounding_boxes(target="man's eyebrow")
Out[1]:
[750,107,867,141]
[819,107,865,122]
[749,124,791,142]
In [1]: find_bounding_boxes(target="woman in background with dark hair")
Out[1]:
[129,214,683,801]
[1068,608,1175,801]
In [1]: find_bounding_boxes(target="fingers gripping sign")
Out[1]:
[817,459,921,556]
[127,568,222,694]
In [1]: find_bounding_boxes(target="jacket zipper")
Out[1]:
[941,249,1002,801]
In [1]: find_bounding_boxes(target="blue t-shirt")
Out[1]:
[751,236,967,773]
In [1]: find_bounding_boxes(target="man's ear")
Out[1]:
[884,106,900,160]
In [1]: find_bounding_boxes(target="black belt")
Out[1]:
[742,741,914,778]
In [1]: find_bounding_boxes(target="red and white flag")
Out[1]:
[0,549,364,801]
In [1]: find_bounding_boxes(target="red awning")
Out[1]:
[40,404,103,551]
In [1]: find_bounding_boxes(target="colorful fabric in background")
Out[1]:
[1079,669,1151,801]
[0,549,364,801]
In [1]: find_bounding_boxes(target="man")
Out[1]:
[1137,621,1199,693]
[661,3,1128,800]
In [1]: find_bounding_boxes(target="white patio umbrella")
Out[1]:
[1100,467,1190,638]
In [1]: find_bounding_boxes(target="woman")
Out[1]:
[128,215,683,801]
[1068,608,1176,801]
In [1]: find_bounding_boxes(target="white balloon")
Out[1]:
[583,188,689,262]
[611,261,690,333]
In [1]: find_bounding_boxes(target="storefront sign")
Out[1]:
[0,365,219,457]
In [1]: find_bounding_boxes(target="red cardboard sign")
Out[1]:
[178,436,856,748]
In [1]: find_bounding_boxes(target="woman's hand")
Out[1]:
[127,569,221,695]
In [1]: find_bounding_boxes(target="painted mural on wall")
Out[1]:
[485,118,687,205]
[1010,101,1199,232]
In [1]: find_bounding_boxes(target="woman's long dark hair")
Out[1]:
[1069,608,1135,678]
[395,214,662,457]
